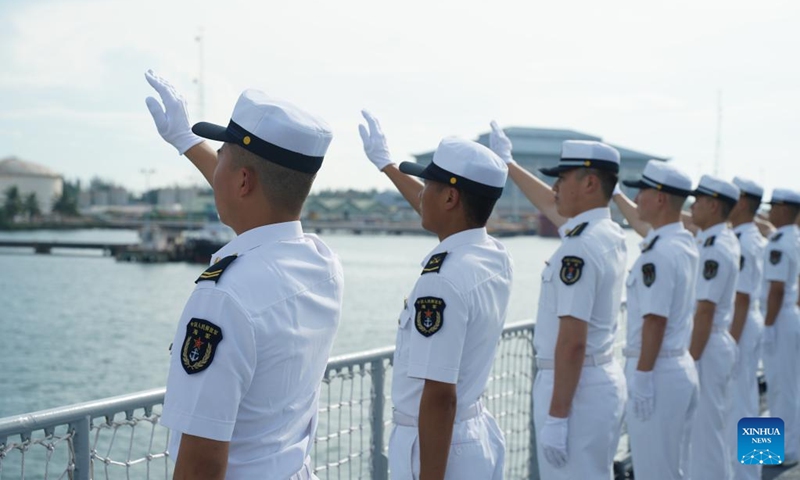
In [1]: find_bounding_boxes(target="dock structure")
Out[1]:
[0,240,135,256]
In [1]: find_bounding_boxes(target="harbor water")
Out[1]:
[0,228,642,419]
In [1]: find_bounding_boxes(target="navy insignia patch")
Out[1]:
[703,260,719,280]
[770,250,782,265]
[560,256,584,285]
[740,255,745,271]
[641,236,660,253]
[703,236,716,248]
[565,222,588,238]
[195,255,238,284]
[414,297,445,337]
[771,232,783,242]
[421,252,448,275]
[642,263,656,287]
[181,318,223,375]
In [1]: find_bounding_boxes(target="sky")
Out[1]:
[1,0,799,194]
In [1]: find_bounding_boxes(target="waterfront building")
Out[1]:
[0,157,63,215]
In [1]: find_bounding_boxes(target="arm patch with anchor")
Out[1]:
[195,255,238,283]
[181,318,223,375]
[414,296,446,337]
[421,252,448,275]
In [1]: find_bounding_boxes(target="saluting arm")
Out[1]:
[418,379,457,480]
[680,212,699,235]
[507,163,567,228]
[184,142,218,188]
[549,316,588,417]
[730,293,751,343]
[173,434,229,480]
[382,165,423,215]
[637,314,667,371]
[755,215,776,238]
[765,281,785,327]
[611,191,650,237]
[689,300,715,360]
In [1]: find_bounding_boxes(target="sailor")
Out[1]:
[613,161,700,479]
[145,71,344,480]
[358,111,511,479]
[760,188,800,464]
[684,175,740,480]
[727,177,768,480]
[489,123,627,479]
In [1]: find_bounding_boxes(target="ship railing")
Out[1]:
[0,320,539,480]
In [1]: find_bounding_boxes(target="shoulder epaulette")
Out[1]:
[703,236,716,247]
[195,255,238,284]
[641,235,660,253]
[736,232,741,240]
[772,232,783,242]
[421,252,448,275]
[565,222,588,238]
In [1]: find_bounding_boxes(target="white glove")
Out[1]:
[613,182,622,197]
[539,415,568,468]
[489,121,515,165]
[358,110,394,171]
[631,370,655,421]
[763,325,776,353]
[144,69,204,155]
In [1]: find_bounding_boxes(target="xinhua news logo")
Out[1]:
[738,417,784,466]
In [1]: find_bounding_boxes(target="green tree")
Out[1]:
[24,193,40,219]
[52,180,80,216]
[3,186,23,220]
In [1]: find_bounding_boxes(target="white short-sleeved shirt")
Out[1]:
[534,208,627,359]
[762,225,800,310]
[695,223,740,328]
[160,221,344,479]
[734,222,767,314]
[391,228,513,417]
[625,222,699,352]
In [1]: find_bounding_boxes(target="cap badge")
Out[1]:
[584,161,591,167]
[243,136,251,145]
[450,177,457,185]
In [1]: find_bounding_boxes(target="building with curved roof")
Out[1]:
[0,157,63,214]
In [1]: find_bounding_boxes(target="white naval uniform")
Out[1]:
[161,222,344,480]
[389,228,512,480]
[533,207,627,480]
[624,222,699,480]
[728,222,767,480]
[689,222,740,480]
[761,225,800,461]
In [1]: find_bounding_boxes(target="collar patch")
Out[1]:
[772,232,783,242]
[565,222,588,238]
[421,252,448,275]
[196,255,238,284]
[642,235,660,253]
[703,236,716,247]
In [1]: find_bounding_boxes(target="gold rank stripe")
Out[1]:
[199,272,221,278]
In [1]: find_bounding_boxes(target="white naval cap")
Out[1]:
[622,160,693,196]
[691,174,740,205]
[399,137,507,199]
[192,89,332,174]
[732,176,764,200]
[540,140,620,177]
[769,188,800,207]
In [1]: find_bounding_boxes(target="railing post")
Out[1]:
[70,416,91,480]
[529,330,540,480]
[370,359,388,480]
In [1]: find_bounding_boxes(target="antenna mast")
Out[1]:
[713,90,722,176]
[195,28,205,120]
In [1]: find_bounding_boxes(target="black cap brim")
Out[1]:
[539,165,576,177]
[192,122,231,142]
[399,161,432,179]
[622,179,648,189]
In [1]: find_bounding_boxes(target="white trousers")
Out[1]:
[689,329,737,480]
[625,353,699,480]
[388,410,505,480]
[533,361,626,480]
[763,305,800,461]
[728,310,763,480]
